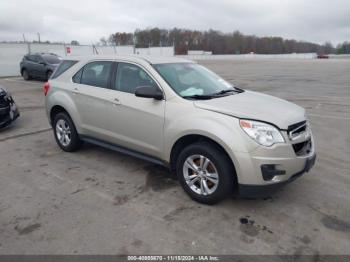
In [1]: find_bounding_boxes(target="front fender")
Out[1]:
[164,111,257,164]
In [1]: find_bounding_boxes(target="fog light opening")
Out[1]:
[261,164,286,181]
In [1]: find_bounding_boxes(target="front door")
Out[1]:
[27,55,45,77]
[106,62,165,158]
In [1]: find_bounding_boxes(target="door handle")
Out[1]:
[112,98,121,105]
[72,87,79,95]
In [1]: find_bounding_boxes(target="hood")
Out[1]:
[194,90,305,129]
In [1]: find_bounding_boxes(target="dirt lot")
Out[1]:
[0,59,349,255]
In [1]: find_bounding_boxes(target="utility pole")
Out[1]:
[173,38,175,56]
[92,45,99,55]
[160,40,162,55]
[133,34,136,54]
[23,33,31,54]
[37,32,41,43]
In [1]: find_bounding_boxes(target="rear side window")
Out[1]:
[51,60,77,79]
[80,61,113,89]
[42,54,61,64]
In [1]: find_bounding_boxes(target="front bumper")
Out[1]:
[0,103,19,129]
[229,127,316,198]
[238,153,316,198]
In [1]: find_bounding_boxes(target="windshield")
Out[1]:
[42,54,61,64]
[153,63,236,98]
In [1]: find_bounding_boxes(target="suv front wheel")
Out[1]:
[53,112,82,152]
[176,142,236,204]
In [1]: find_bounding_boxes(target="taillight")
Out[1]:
[43,82,50,96]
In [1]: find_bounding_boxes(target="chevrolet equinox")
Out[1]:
[45,55,316,204]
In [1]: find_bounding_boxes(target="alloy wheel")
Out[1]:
[183,154,219,195]
[56,119,71,147]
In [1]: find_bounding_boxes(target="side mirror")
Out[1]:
[135,86,163,100]
[39,61,47,66]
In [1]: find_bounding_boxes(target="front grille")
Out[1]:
[0,95,9,108]
[288,121,307,140]
[0,95,10,117]
[293,139,312,156]
[288,121,306,132]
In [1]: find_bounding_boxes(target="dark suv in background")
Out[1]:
[20,53,62,81]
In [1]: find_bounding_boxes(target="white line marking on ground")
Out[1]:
[308,113,350,120]
[4,78,42,85]
[92,191,115,202]
[0,128,52,142]
[49,172,65,181]
[47,170,115,203]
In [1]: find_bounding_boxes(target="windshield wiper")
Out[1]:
[182,94,214,100]
[183,88,245,100]
[211,88,245,96]
[234,87,245,93]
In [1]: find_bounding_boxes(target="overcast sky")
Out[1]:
[0,0,349,45]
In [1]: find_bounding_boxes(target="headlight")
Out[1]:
[239,119,285,147]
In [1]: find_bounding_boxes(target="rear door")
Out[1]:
[105,62,165,158]
[71,60,115,140]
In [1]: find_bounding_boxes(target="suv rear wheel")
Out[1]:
[176,142,235,204]
[53,112,82,152]
[22,69,30,81]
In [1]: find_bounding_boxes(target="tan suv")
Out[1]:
[45,55,316,204]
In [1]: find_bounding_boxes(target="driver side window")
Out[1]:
[115,63,157,94]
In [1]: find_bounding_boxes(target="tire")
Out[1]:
[22,69,30,81]
[53,112,82,152]
[176,142,236,205]
[46,70,53,80]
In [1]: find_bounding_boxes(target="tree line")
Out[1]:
[102,28,349,55]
